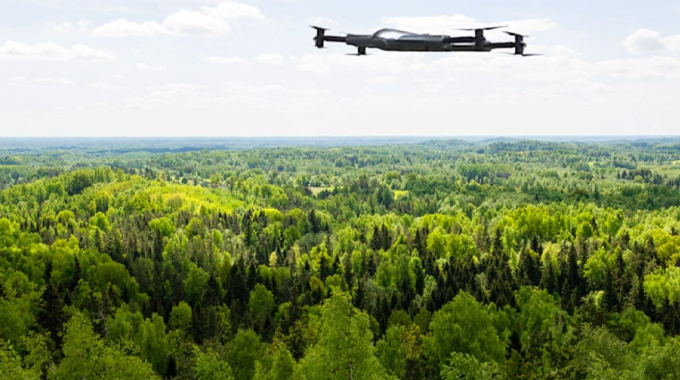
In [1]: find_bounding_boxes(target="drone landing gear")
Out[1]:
[347,46,367,56]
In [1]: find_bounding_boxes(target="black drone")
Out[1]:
[311,25,539,56]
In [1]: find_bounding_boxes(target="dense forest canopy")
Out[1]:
[1,138,680,379]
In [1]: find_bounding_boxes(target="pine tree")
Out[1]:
[343,254,354,289]
[38,282,68,347]
[371,225,382,251]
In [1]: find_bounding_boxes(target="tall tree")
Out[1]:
[298,291,392,380]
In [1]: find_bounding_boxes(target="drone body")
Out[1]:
[312,26,537,56]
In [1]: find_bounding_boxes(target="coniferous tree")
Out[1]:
[38,282,68,347]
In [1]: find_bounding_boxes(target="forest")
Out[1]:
[1,138,680,379]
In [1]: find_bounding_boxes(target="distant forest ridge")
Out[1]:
[1,136,680,153]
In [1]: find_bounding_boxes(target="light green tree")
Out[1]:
[298,291,393,380]
[0,341,40,380]
[170,301,193,333]
[194,347,234,380]
[426,292,506,369]
[56,313,159,380]
[254,342,297,380]
[226,329,265,380]
[441,352,505,380]
[248,284,275,335]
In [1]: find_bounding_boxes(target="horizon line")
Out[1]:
[1,135,680,139]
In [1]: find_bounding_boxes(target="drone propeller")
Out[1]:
[503,31,531,54]
[504,31,529,38]
[311,25,328,48]
[311,25,348,48]
[456,25,507,31]
[502,52,542,57]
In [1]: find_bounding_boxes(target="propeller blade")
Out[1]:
[310,25,328,31]
[504,31,529,38]
[456,25,507,31]
[501,52,542,57]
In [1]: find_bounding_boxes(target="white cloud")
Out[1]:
[136,63,167,72]
[596,56,680,79]
[224,82,287,94]
[382,15,557,35]
[204,2,264,20]
[256,53,285,65]
[298,52,432,74]
[92,82,124,90]
[93,19,167,37]
[298,48,680,84]
[203,55,249,64]
[77,20,92,30]
[123,82,325,111]
[503,18,558,35]
[546,45,577,57]
[622,29,680,54]
[163,10,230,36]
[0,41,116,62]
[93,1,262,38]
[48,22,73,33]
[665,35,680,51]
[126,83,219,108]
[8,76,74,89]
[383,15,476,34]
[365,76,398,84]
[309,17,337,27]
[36,78,73,85]
[297,54,331,74]
[220,82,325,98]
[622,29,666,53]
[47,20,91,33]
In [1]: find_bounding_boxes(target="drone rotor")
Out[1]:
[456,25,508,32]
[311,25,328,48]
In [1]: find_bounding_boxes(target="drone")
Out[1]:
[311,25,539,56]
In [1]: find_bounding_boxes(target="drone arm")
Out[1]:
[490,42,516,50]
[311,26,347,48]
[325,36,347,43]
[444,36,475,44]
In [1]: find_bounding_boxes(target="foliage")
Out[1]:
[1,139,680,379]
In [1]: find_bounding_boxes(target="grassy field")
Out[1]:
[393,190,409,199]
[309,186,334,195]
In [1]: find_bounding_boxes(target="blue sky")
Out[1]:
[2,0,680,136]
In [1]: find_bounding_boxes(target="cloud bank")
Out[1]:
[622,29,680,54]
[92,1,263,37]
[382,15,558,35]
[0,40,115,62]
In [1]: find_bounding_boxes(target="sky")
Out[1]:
[1,0,680,137]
